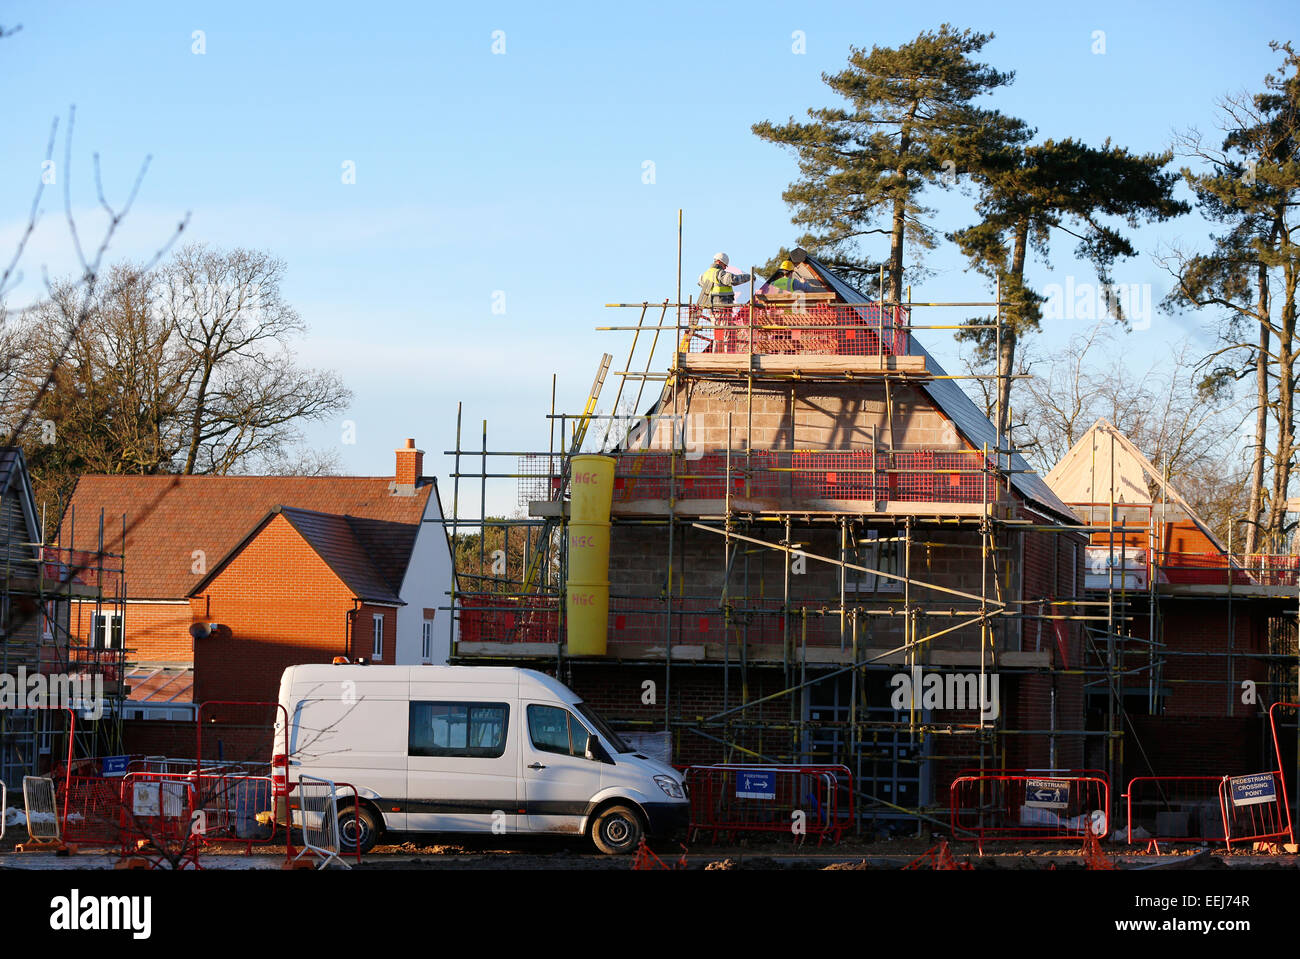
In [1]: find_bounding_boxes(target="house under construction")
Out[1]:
[445,247,1298,831]
[0,447,128,785]
[1045,420,1299,783]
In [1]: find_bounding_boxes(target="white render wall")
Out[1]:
[395,481,456,664]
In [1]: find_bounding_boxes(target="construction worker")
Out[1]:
[763,259,812,295]
[697,253,751,310]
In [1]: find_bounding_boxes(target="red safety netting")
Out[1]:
[458,594,561,645]
[681,304,909,357]
[609,449,992,505]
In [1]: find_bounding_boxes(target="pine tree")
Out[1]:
[753,24,1017,299]
[1164,42,1300,551]
[954,138,1187,442]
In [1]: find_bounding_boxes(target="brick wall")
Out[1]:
[1159,604,1269,718]
[69,600,193,663]
[190,513,367,705]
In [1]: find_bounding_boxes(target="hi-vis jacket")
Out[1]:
[697,264,752,307]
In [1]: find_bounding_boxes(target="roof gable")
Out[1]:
[1044,418,1227,552]
[799,252,1079,523]
[188,507,405,605]
[1,447,42,540]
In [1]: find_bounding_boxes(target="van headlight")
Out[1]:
[654,775,684,799]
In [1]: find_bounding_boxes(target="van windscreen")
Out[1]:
[574,702,634,753]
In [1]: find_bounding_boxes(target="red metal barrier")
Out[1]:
[1219,772,1292,850]
[1123,776,1224,849]
[684,764,853,845]
[60,774,125,848]
[949,775,1110,847]
[118,772,201,869]
[1268,701,1297,843]
[191,773,279,853]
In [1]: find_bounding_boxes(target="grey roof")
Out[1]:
[801,253,1080,524]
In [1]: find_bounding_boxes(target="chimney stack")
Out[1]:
[394,438,424,494]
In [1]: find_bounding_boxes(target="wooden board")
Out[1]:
[678,353,928,376]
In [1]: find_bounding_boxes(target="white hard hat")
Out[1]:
[713,252,729,266]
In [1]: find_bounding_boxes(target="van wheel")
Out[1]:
[337,805,380,855]
[591,804,644,855]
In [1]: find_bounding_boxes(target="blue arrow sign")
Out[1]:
[101,755,129,777]
[737,770,776,800]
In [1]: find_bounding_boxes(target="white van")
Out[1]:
[273,663,689,855]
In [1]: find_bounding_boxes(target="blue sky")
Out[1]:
[0,1,1292,514]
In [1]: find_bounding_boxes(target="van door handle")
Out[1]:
[528,762,547,770]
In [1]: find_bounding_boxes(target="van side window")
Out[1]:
[409,702,509,758]
[527,704,590,758]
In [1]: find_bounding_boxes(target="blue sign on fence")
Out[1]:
[101,755,129,777]
[737,770,775,800]
[1228,773,1276,808]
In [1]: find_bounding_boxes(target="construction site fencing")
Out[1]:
[1218,772,1293,850]
[683,764,853,845]
[120,772,201,869]
[22,775,61,844]
[680,304,909,357]
[1123,776,1224,847]
[60,773,128,848]
[291,775,348,869]
[190,773,277,851]
[949,774,1110,845]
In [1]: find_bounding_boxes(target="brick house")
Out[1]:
[1045,419,1296,780]
[454,251,1090,825]
[58,440,454,728]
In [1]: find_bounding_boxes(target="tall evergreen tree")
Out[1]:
[954,138,1187,442]
[1165,42,1300,552]
[753,24,1017,300]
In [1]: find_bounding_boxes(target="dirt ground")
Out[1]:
[2,827,1297,869]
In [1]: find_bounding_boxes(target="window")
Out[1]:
[41,602,55,640]
[847,530,902,593]
[527,704,592,758]
[421,618,433,660]
[372,614,384,660]
[91,612,123,649]
[409,702,509,758]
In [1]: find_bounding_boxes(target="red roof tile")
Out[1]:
[58,475,436,599]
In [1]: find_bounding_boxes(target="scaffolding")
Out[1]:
[0,500,128,786]
[443,236,1300,833]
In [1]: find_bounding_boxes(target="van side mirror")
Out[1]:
[584,734,607,763]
